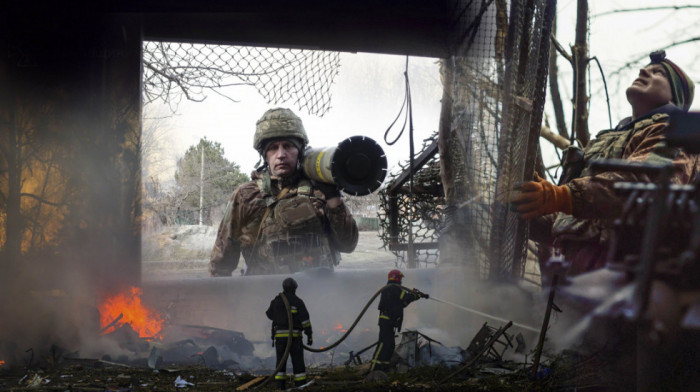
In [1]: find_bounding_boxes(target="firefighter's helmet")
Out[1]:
[282,277,298,293]
[388,269,404,283]
[254,108,309,154]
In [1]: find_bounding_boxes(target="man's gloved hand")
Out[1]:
[209,268,232,277]
[306,336,313,346]
[413,288,429,299]
[509,173,573,219]
[313,180,342,199]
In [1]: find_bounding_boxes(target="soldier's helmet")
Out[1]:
[282,277,298,293]
[254,108,309,154]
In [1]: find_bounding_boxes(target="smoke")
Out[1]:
[138,265,549,369]
[0,257,558,370]
[412,267,544,349]
[0,253,124,366]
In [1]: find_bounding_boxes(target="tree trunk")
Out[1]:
[548,16,569,140]
[438,59,455,205]
[572,0,590,145]
[5,114,24,267]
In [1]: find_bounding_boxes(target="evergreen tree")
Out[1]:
[173,138,248,225]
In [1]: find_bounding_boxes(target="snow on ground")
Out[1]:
[142,226,397,281]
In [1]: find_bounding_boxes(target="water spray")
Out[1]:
[428,296,540,333]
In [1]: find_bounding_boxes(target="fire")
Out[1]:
[99,286,164,340]
[0,360,4,366]
[334,323,348,333]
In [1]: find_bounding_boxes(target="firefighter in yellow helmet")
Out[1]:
[266,278,312,389]
[369,269,428,373]
[209,108,359,276]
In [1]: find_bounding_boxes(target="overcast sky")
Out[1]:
[541,0,700,168]
[145,0,700,184]
[145,53,442,181]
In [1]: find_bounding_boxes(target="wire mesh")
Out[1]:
[378,135,444,268]
[140,0,555,280]
[377,0,555,279]
[142,41,340,116]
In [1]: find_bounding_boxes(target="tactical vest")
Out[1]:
[246,173,338,275]
[552,113,671,244]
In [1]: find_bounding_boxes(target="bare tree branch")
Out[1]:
[540,124,571,150]
[609,36,700,77]
[593,5,700,18]
[19,193,65,207]
[548,21,569,139]
[572,0,590,145]
[550,33,572,64]
[144,61,205,103]
[141,42,340,116]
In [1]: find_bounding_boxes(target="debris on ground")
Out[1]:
[0,352,606,391]
[0,323,607,391]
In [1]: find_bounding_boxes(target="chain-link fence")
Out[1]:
[142,42,340,116]
[378,0,555,280]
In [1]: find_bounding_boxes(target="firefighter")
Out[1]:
[266,277,313,389]
[209,107,359,276]
[369,269,429,373]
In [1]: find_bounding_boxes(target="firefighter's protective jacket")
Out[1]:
[378,283,421,331]
[266,292,312,340]
[210,170,358,276]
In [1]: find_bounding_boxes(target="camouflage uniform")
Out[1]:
[533,104,700,275]
[209,169,359,276]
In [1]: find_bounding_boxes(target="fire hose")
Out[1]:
[301,283,397,353]
[257,283,539,389]
[256,283,403,389]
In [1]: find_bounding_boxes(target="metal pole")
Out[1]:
[199,145,204,226]
[531,273,558,379]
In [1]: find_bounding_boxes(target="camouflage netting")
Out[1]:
[142,41,340,116]
[378,135,444,268]
[378,0,555,280]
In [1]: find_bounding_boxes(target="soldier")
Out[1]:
[510,50,698,277]
[209,108,359,276]
[266,278,313,389]
[369,269,428,373]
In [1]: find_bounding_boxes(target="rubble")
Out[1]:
[0,323,608,391]
[0,354,605,391]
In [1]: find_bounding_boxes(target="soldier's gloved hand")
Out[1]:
[509,173,573,220]
[306,336,313,346]
[313,180,342,199]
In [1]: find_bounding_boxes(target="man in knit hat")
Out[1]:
[648,50,694,112]
[510,50,698,277]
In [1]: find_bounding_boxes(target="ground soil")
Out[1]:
[142,229,398,281]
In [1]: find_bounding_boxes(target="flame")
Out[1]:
[99,286,164,340]
[333,323,347,333]
[0,360,4,366]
